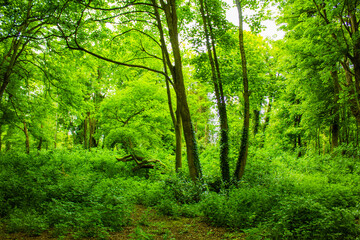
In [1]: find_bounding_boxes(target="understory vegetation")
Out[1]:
[0,148,359,239]
[2,0,360,239]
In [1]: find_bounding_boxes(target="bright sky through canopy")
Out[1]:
[225,0,285,40]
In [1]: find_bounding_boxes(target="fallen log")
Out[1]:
[116,154,166,172]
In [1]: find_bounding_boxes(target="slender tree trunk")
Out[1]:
[234,0,250,181]
[54,113,58,149]
[199,0,230,183]
[84,113,88,149]
[158,0,202,181]
[330,70,340,150]
[263,97,272,133]
[163,52,183,172]
[37,123,43,150]
[23,122,30,154]
[0,124,2,152]
[88,112,96,149]
[356,121,359,148]
[175,101,182,171]
[253,109,260,136]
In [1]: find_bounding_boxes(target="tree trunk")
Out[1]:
[84,113,88,149]
[263,97,272,133]
[23,122,30,154]
[88,112,97,149]
[234,0,250,182]
[54,113,58,149]
[0,124,2,152]
[330,70,340,150]
[175,102,182,171]
[199,0,230,183]
[162,36,183,172]
[253,109,260,136]
[157,0,202,181]
[37,123,43,151]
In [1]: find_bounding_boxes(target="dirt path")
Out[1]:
[110,205,245,240]
[0,205,245,240]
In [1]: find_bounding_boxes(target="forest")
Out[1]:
[0,0,359,239]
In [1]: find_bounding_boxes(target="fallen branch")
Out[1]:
[116,154,166,172]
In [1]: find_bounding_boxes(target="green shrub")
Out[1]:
[268,195,360,239]
[7,208,49,236]
[178,203,202,218]
[0,150,134,238]
[156,198,180,216]
[201,186,277,229]
[164,174,205,204]
[133,180,167,207]
[200,192,228,226]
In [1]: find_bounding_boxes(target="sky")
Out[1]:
[225,0,285,40]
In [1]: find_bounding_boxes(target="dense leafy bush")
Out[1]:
[1,148,359,239]
[201,186,278,228]
[200,147,360,239]
[268,195,360,239]
[0,150,134,238]
[164,173,206,204]
[7,208,49,236]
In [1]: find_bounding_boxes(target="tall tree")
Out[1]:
[57,0,202,180]
[198,0,230,183]
[234,0,250,181]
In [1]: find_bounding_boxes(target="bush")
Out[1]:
[0,150,134,238]
[164,174,205,204]
[156,198,180,216]
[267,195,360,240]
[7,208,49,236]
[200,192,228,227]
[201,186,277,229]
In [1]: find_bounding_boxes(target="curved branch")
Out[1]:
[91,10,156,22]
[112,28,161,48]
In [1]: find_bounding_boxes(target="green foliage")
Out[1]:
[129,226,155,240]
[7,208,49,236]
[164,174,206,204]
[200,146,360,239]
[201,186,277,228]
[0,150,133,238]
[156,199,180,217]
[268,195,359,240]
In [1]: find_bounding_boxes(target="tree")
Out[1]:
[198,0,230,183]
[276,0,360,152]
[233,0,250,181]
[56,0,202,180]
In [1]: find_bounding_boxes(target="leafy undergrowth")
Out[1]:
[0,205,246,240]
[0,149,359,239]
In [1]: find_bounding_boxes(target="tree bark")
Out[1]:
[330,70,340,150]
[234,0,250,182]
[84,113,88,149]
[161,37,183,172]
[54,113,58,149]
[253,109,260,136]
[175,101,182,171]
[23,122,30,154]
[0,125,2,152]
[156,0,202,181]
[199,0,230,183]
[88,112,97,149]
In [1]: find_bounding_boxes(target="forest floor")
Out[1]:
[0,205,246,240]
